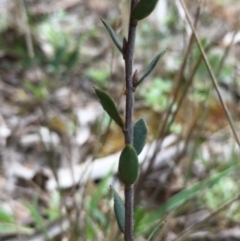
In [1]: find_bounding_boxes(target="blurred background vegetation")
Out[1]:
[0,0,240,240]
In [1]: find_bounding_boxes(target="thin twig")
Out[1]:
[180,0,240,148]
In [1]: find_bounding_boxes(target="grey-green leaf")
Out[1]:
[132,0,159,21]
[94,87,124,129]
[101,18,122,53]
[133,118,148,155]
[137,50,166,87]
[112,187,125,233]
[118,145,139,185]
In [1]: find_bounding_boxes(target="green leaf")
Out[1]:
[112,187,125,233]
[118,145,139,185]
[0,208,14,223]
[24,198,49,239]
[133,118,148,155]
[0,223,32,234]
[137,50,166,87]
[132,0,159,21]
[94,87,124,129]
[147,220,166,241]
[101,19,122,53]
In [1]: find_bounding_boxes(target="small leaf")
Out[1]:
[112,187,125,233]
[118,145,139,185]
[101,19,122,53]
[94,87,124,128]
[132,0,159,21]
[133,118,148,155]
[137,50,166,87]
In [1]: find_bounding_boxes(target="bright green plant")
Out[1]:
[85,68,111,87]
[24,81,48,101]
[95,0,165,240]
[0,207,31,235]
[139,77,172,111]
[23,197,49,240]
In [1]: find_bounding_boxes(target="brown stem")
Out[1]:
[124,1,138,240]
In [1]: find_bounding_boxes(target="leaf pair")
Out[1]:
[118,118,148,185]
[101,20,166,88]
[94,89,148,151]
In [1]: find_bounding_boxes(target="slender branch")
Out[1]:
[124,1,138,240]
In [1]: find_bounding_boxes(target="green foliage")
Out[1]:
[204,177,237,208]
[23,198,49,240]
[139,77,172,111]
[0,223,31,235]
[94,87,124,129]
[0,209,31,235]
[137,50,166,87]
[86,216,97,240]
[132,0,159,21]
[118,145,139,185]
[190,83,210,103]
[197,153,240,222]
[101,19,122,53]
[135,165,238,233]
[24,81,48,101]
[0,208,14,223]
[86,68,110,87]
[46,45,79,75]
[112,187,125,233]
[133,118,148,155]
[169,122,182,135]
[34,11,98,77]
[147,220,165,241]
[85,172,113,239]
[44,191,61,220]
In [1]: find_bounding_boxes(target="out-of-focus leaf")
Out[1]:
[137,50,166,87]
[147,220,166,241]
[94,87,124,129]
[112,187,125,233]
[132,0,159,21]
[65,48,79,70]
[0,223,32,234]
[24,199,49,239]
[118,145,139,185]
[101,19,122,53]
[133,118,148,155]
[0,208,14,223]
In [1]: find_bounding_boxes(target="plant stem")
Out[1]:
[124,1,138,240]
[124,185,134,241]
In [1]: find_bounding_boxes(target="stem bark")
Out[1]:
[124,1,138,240]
